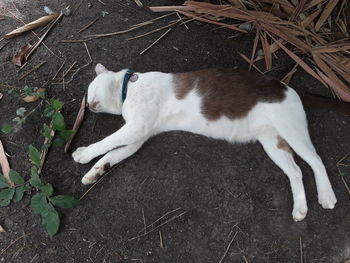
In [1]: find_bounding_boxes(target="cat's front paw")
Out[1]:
[72,146,94,164]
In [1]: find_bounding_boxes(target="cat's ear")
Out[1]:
[95,63,108,75]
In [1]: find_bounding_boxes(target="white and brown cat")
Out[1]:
[72,63,337,221]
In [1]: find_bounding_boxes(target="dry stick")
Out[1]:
[127,20,179,41]
[176,12,189,30]
[61,39,87,43]
[239,53,264,74]
[96,0,106,5]
[142,207,147,235]
[0,233,32,256]
[159,231,164,248]
[86,26,140,40]
[0,140,14,186]
[140,28,172,55]
[79,163,122,201]
[79,17,100,33]
[299,237,303,263]
[134,0,143,7]
[218,231,238,263]
[52,60,66,81]
[25,12,64,63]
[130,12,176,28]
[64,43,92,85]
[18,61,46,80]
[128,210,188,241]
[141,207,182,232]
[39,122,54,174]
[64,96,86,152]
[57,61,77,82]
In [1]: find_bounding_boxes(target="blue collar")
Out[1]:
[121,69,135,103]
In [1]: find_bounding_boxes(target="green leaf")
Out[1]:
[0,199,10,207]
[31,193,47,215]
[50,195,79,208]
[29,145,41,167]
[43,105,55,118]
[38,91,46,99]
[42,124,53,139]
[41,143,51,150]
[41,183,54,197]
[23,86,35,96]
[1,125,13,134]
[60,130,75,141]
[52,112,65,131]
[29,174,43,188]
[52,99,64,111]
[12,117,23,124]
[0,188,15,205]
[41,203,60,237]
[9,170,24,185]
[0,173,9,189]
[30,168,43,188]
[13,185,29,202]
[16,107,26,117]
[52,138,65,147]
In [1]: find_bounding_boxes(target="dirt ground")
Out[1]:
[0,0,349,262]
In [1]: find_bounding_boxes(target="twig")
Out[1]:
[0,140,14,186]
[79,163,122,201]
[25,12,64,63]
[176,12,189,30]
[57,61,77,82]
[0,233,32,256]
[141,207,182,232]
[140,28,172,55]
[128,210,188,241]
[79,17,100,33]
[61,39,87,43]
[218,231,238,263]
[130,12,176,28]
[127,20,179,41]
[299,237,303,263]
[96,0,106,5]
[52,60,66,81]
[86,26,139,40]
[142,207,147,235]
[39,122,54,174]
[18,61,46,80]
[134,0,143,7]
[159,231,164,248]
[64,43,93,84]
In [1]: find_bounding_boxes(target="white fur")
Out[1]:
[73,63,337,221]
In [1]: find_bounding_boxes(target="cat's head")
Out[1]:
[87,63,125,115]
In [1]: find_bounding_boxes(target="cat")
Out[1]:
[72,63,337,221]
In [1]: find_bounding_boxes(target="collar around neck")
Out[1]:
[121,69,135,103]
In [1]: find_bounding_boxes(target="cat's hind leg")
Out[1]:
[258,131,308,221]
[81,140,145,185]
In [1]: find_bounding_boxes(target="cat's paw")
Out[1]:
[81,168,102,185]
[292,200,308,221]
[318,189,337,209]
[72,146,94,164]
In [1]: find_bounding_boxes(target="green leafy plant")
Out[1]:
[0,87,79,236]
[29,145,79,236]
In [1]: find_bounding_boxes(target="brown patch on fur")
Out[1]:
[277,136,292,153]
[174,69,287,120]
[103,162,111,171]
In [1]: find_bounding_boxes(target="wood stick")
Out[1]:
[78,17,99,33]
[18,61,46,80]
[140,28,172,55]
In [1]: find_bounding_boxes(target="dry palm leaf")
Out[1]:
[22,88,46,103]
[4,13,59,39]
[64,96,86,152]
[315,0,340,31]
[12,44,33,66]
[0,140,14,186]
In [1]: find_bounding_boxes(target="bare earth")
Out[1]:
[0,1,349,262]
